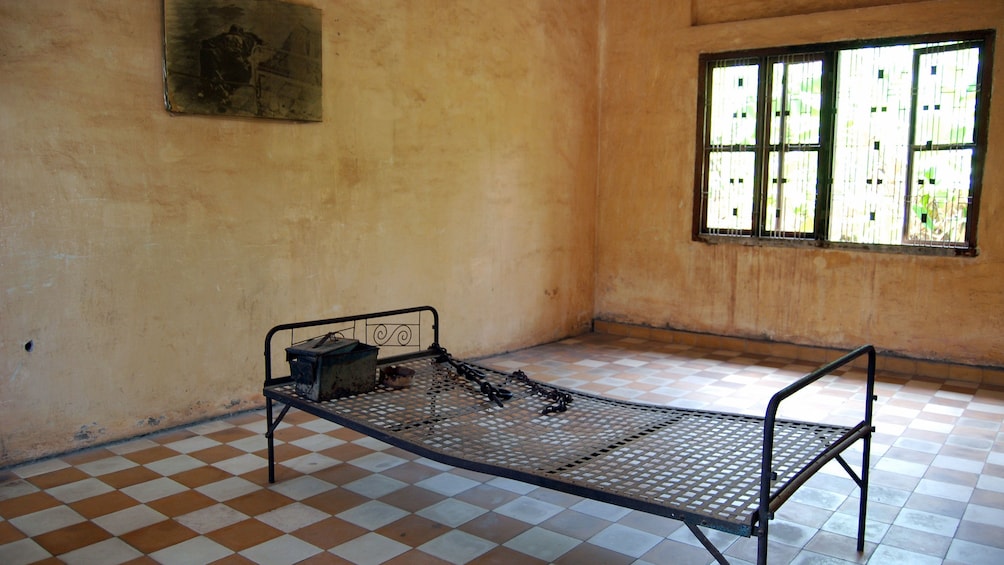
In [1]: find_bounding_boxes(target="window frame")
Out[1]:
[692,30,995,256]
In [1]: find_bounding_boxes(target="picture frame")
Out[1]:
[162,0,322,121]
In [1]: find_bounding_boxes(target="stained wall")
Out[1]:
[0,0,598,465]
[596,0,1004,366]
[3,0,1001,468]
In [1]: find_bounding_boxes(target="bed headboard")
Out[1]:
[264,306,439,386]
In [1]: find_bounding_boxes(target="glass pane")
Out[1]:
[770,60,822,146]
[830,45,914,244]
[906,149,972,244]
[708,64,759,146]
[705,152,755,231]
[764,151,816,234]
[914,47,980,146]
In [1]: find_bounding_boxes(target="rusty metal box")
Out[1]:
[286,334,378,401]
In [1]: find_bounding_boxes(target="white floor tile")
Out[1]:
[504,526,579,561]
[185,420,235,435]
[788,485,849,511]
[493,496,564,525]
[256,501,329,532]
[332,532,410,565]
[227,435,265,453]
[212,453,269,475]
[11,458,69,479]
[281,452,341,474]
[0,538,51,565]
[570,498,631,521]
[946,538,1004,564]
[150,536,233,565]
[9,505,85,536]
[352,436,393,451]
[671,524,741,555]
[343,474,407,498]
[975,474,1004,493]
[92,504,168,536]
[119,477,187,503]
[46,477,114,503]
[290,433,345,451]
[144,454,205,476]
[175,503,249,534]
[164,435,221,454]
[60,537,144,565]
[961,503,1004,526]
[589,523,663,558]
[268,475,336,500]
[416,498,487,527]
[106,437,160,455]
[893,508,961,536]
[240,534,322,565]
[336,500,409,530]
[77,455,138,477]
[415,472,480,496]
[932,454,985,474]
[348,452,407,472]
[195,476,260,501]
[298,419,344,433]
[869,543,943,565]
[418,530,496,564]
[820,512,888,544]
[0,479,38,501]
[415,457,453,471]
[914,478,974,502]
[485,476,536,494]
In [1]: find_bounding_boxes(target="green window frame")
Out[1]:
[693,31,994,255]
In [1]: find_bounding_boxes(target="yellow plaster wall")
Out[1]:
[692,0,930,25]
[0,0,598,465]
[597,0,1004,367]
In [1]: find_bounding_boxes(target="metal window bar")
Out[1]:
[698,57,761,236]
[903,42,981,247]
[696,32,990,254]
[759,53,826,240]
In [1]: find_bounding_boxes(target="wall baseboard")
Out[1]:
[593,319,1004,388]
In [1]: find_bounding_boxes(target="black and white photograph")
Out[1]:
[163,0,322,121]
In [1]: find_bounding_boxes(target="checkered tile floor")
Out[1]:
[2,333,1004,564]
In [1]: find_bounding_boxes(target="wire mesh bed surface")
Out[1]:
[262,306,875,565]
[265,354,850,536]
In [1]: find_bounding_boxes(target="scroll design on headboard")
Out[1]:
[368,323,418,348]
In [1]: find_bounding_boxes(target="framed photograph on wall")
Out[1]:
[163,0,322,121]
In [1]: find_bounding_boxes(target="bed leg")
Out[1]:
[857,347,876,554]
[756,525,768,565]
[264,400,293,484]
[857,432,872,551]
[266,398,276,484]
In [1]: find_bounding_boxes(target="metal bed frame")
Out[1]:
[263,306,875,565]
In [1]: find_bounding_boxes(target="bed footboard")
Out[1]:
[756,345,876,563]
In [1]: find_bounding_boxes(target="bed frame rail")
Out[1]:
[261,308,875,565]
[756,344,876,562]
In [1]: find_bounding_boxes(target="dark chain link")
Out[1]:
[430,344,571,415]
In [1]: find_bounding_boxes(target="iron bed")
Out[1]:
[262,306,875,565]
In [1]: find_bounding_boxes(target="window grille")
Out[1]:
[694,32,993,255]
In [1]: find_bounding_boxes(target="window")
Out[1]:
[693,31,993,255]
